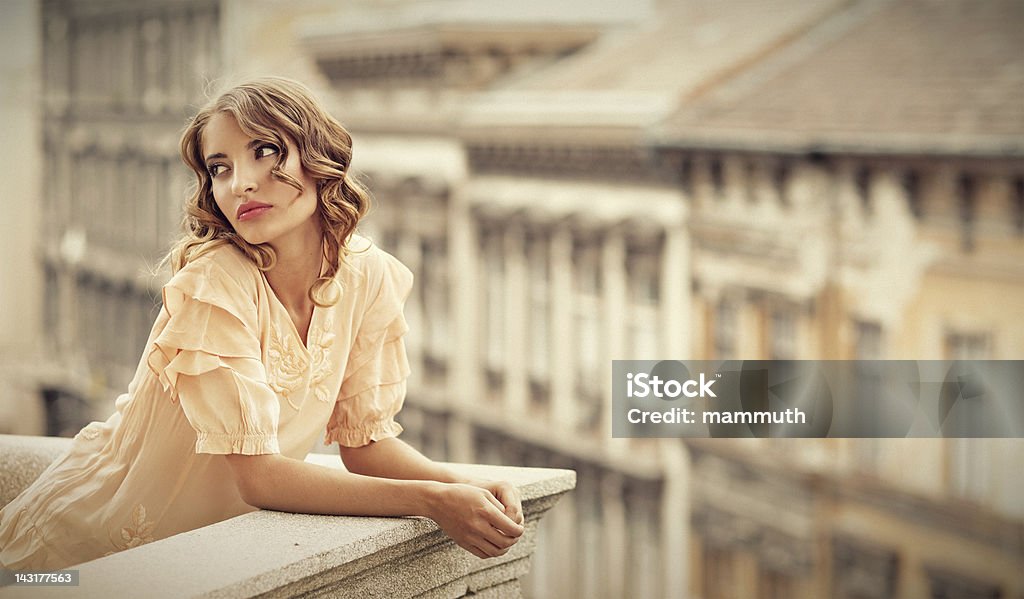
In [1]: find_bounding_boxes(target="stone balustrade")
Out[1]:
[0,434,575,598]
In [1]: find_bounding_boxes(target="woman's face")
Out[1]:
[201,111,320,250]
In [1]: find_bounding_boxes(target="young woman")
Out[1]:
[0,77,522,570]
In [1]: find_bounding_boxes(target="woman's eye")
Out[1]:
[255,144,279,159]
[208,164,227,177]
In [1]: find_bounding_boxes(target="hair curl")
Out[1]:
[168,76,371,307]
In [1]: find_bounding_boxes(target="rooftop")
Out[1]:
[654,0,1024,156]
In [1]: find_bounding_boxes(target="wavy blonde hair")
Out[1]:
[169,76,370,307]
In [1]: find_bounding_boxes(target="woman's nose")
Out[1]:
[230,167,258,196]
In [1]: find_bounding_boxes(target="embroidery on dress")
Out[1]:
[106,504,156,555]
[266,321,309,410]
[308,314,336,403]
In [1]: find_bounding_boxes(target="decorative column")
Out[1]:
[447,191,479,463]
[503,219,529,415]
[549,223,575,429]
[659,439,691,596]
[736,294,760,359]
[397,210,424,390]
[601,471,628,598]
[661,218,690,358]
[575,466,601,599]
[601,225,626,445]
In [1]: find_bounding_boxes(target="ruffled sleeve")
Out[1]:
[325,248,414,447]
[147,251,281,455]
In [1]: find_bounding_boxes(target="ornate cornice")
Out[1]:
[466,141,672,184]
[307,24,600,90]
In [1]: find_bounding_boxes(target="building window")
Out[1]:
[832,537,899,599]
[702,544,736,599]
[679,157,693,197]
[774,162,790,206]
[854,320,883,359]
[526,229,550,384]
[1014,177,1024,235]
[902,170,921,219]
[926,566,1003,599]
[948,438,990,504]
[855,166,871,214]
[744,160,758,204]
[709,157,727,201]
[573,239,601,399]
[626,247,660,358]
[958,174,975,253]
[714,298,738,359]
[44,266,60,353]
[768,306,797,359]
[421,237,449,367]
[483,228,505,378]
[853,320,884,470]
[945,331,990,360]
[758,568,792,599]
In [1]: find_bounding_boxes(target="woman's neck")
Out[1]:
[263,221,324,313]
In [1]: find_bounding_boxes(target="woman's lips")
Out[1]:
[237,202,272,221]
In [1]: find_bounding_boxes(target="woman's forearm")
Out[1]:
[335,439,524,526]
[228,453,443,517]
[226,452,525,560]
[339,437,479,484]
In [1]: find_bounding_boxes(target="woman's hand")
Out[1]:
[426,483,525,559]
[473,480,524,525]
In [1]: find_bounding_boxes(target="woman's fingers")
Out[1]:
[433,483,526,559]
[465,541,490,559]
[481,500,524,538]
[484,491,505,513]
[489,482,525,525]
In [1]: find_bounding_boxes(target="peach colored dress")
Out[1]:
[0,235,412,571]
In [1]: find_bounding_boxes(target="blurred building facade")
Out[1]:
[4,0,1023,597]
[304,1,1024,597]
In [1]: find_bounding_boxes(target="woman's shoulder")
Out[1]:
[341,234,413,299]
[166,242,262,299]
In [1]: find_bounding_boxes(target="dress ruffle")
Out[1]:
[147,261,261,403]
[146,255,281,455]
[325,250,414,448]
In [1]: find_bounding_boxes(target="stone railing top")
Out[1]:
[0,435,575,598]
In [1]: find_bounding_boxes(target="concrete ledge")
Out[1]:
[0,435,575,598]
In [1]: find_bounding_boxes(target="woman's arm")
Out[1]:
[339,438,524,524]
[224,453,523,559]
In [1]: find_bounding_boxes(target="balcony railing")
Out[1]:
[0,434,575,598]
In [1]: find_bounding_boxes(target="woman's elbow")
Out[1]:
[224,453,277,507]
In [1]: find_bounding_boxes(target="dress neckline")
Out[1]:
[258,252,329,352]
[260,270,318,352]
